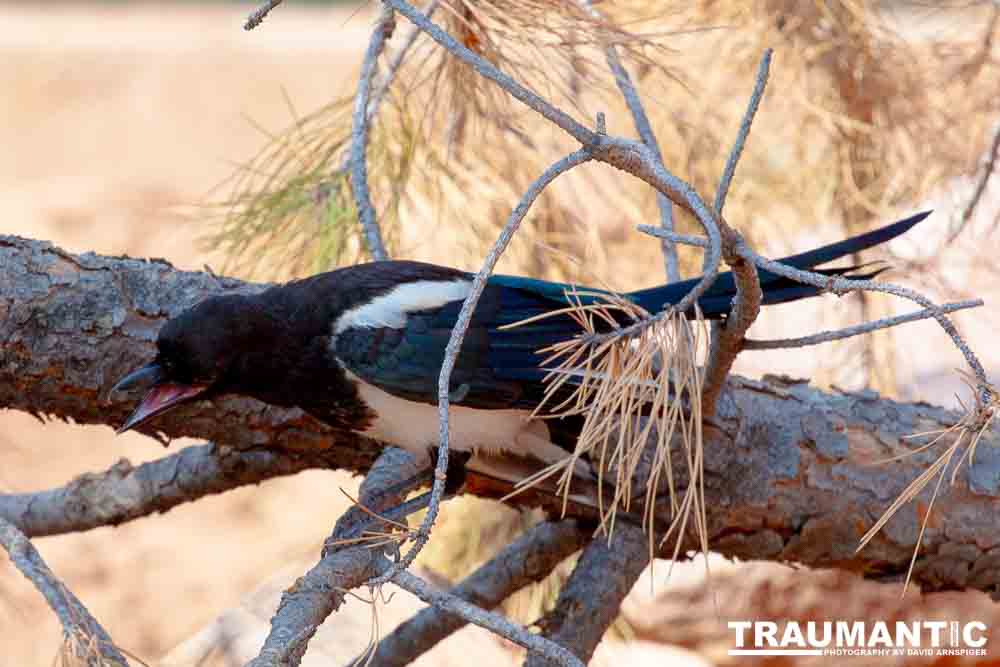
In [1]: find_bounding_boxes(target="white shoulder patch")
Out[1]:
[333,279,473,334]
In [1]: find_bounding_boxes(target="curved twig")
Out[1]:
[370,148,595,586]
[351,2,396,261]
[382,0,729,345]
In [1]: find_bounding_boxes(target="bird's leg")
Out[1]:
[428,447,473,495]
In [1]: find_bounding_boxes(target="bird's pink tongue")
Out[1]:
[117,383,206,434]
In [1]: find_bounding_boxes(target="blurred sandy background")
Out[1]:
[1,3,375,663]
[2,2,1000,666]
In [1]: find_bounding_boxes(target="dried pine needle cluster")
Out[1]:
[504,290,711,557]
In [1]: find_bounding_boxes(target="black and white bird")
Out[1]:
[114,212,927,488]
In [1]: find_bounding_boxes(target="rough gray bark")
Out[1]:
[0,442,353,538]
[525,523,651,667]
[0,234,378,467]
[3,234,1000,594]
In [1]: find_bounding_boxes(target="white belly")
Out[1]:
[351,374,570,467]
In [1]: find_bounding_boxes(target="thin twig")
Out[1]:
[636,225,709,247]
[713,49,772,214]
[0,517,130,665]
[741,242,991,400]
[244,0,284,31]
[958,119,1000,242]
[368,520,587,667]
[368,0,440,124]
[744,300,983,350]
[577,0,678,281]
[369,148,595,586]
[351,2,396,261]
[567,135,725,343]
[384,0,595,145]
[391,566,586,667]
[330,0,440,180]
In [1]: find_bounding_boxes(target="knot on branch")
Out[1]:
[595,142,644,178]
[720,226,746,264]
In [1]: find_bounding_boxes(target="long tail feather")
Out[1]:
[628,211,928,317]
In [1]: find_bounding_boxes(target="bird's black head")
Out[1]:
[114,293,280,434]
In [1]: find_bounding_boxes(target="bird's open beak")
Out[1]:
[114,363,207,434]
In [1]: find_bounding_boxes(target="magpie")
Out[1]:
[114,212,927,488]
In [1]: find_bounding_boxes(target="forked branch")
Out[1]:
[524,522,650,667]
[368,520,588,667]
[701,50,772,416]
[249,448,425,667]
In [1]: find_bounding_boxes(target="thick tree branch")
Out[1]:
[0,235,379,468]
[0,443,352,539]
[3,236,1000,593]
[525,522,650,667]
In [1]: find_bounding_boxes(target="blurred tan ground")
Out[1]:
[0,3,374,664]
